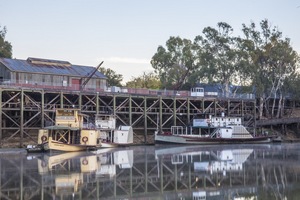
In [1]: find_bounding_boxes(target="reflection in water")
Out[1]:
[0,144,300,199]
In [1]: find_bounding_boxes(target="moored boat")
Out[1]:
[36,109,101,152]
[95,113,133,148]
[155,115,272,144]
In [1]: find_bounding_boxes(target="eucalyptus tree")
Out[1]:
[268,38,298,117]
[240,19,299,118]
[99,67,123,87]
[126,72,161,89]
[285,72,300,102]
[195,22,239,97]
[0,26,12,58]
[151,36,199,90]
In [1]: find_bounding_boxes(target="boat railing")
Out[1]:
[82,122,95,129]
[210,128,220,138]
[171,126,184,135]
[171,126,212,137]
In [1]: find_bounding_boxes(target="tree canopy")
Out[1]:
[99,67,123,87]
[196,22,240,96]
[238,20,299,118]
[0,26,12,58]
[151,19,300,118]
[151,36,199,90]
[126,72,161,89]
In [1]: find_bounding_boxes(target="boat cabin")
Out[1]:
[95,114,116,130]
[192,116,243,128]
[55,109,84,128]
[190,86,204,97]
[95,114,133,145]
[37,108,100,150]
[210,116,242,127]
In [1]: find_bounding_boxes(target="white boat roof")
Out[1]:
[44,125,80,131]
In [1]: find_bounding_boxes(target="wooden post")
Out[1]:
[0,88,2,147]
[173,97,176,126]
[41,90,44,128]
[144,96,147,143]
[20,89,24,147]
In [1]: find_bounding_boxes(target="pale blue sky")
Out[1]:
[1,0,299,82]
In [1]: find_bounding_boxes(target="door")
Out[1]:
[71,79,81,90]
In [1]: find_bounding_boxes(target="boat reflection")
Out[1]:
[194,149,252,174]
[155,146,257,199]
[156,146,253,171]
[2,144,300,199]
[96,149,133,177]
[37,149,133,198]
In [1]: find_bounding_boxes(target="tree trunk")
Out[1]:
[259,96,264,119]
[264,98,270,118]
[271,93,276,118]
[276,93,283,118]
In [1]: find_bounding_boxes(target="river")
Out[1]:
[0,143,299,199]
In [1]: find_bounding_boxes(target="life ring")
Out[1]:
[82,159,88,165]
[82,136,88,143]
[41,135,47,142]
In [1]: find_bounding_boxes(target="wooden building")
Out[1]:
[0,57,107,91]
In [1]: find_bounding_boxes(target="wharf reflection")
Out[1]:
[0,144,300,199]
[37,149,133,199]
[155,146,255,199]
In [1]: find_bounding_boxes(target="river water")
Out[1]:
[0,143,300,199]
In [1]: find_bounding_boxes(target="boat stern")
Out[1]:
[113,126,133,144]
[80,130,99,146]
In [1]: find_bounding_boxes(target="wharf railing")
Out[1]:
[0,79,255,100]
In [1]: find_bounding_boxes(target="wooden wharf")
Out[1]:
[0,86,259,147]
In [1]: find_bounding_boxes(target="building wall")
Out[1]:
[0,58,108,91]
[0,63,11,81]
[0,67,106,90]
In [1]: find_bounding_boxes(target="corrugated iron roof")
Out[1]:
[194,83,222,92]
[0,57,107,79]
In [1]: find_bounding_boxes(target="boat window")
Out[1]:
[172,155,183,164]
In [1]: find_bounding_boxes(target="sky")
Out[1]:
[0,0,300,83]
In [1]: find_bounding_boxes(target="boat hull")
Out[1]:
[155,134,272,145]
[26,144,46,153]
[48,139,100,152]
[100,142,131,148]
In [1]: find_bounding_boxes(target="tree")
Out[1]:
[0,26,12,58]
[99,67,123,87]
[239,19,299,118]
[195,22,239,97]
[151,36,199,90]
[151,20,300,119]
[126,72,161,89]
